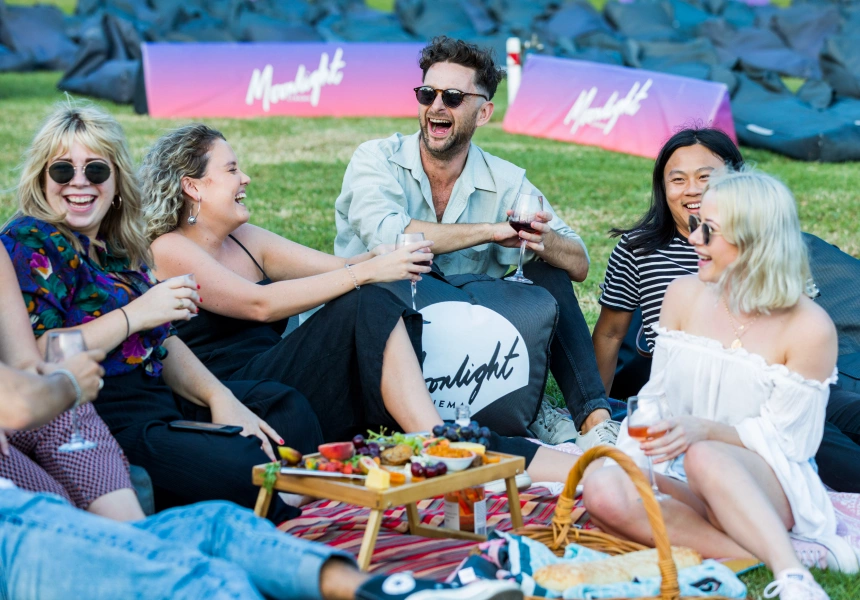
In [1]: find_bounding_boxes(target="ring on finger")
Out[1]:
[176,299,185,310]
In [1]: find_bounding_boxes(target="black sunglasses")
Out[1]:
[413,86,489,109]
[688,214,722,245]
[47,161,112,185]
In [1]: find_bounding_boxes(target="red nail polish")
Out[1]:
[199,297,203,303]
[279,438,285,444]
[197,284,201,290]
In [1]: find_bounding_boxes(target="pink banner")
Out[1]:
[142,42,425,119]
[502,55,736,159]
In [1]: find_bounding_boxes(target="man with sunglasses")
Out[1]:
[335,37,614,449]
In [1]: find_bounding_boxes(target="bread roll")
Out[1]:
[534,546,702,592]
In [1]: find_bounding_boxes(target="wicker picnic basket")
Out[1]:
[513,445,731,600]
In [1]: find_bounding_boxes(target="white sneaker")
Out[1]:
[528,398,579,445]
[763,569,829,600]
[575,419,620,451]
[791,533,859,573]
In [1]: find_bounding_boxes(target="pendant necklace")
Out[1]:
[723,298,759,350]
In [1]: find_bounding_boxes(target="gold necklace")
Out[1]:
[723,298,759,349]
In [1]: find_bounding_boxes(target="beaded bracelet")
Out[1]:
[345,264,360,290]
[51,368,83,408]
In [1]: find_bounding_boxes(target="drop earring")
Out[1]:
[188,198,201,225]
[112,195,123,208]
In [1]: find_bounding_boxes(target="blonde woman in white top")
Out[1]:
[581,168,856,600]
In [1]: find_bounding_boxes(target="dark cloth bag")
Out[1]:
[377,271,558,437]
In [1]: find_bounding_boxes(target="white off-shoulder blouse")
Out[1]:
[615,326,838,541]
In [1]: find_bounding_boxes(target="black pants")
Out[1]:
[95,370,323,523]
[816,384,860,493]
[212,285,541,468]
[523,261,610,430]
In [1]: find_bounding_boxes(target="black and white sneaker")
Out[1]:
[356,572,523,600]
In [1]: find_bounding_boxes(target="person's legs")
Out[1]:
[0,489,262,600]
[0,443,74,503]
[232,286,441,441]
[522,262,610,432]
[29,404,144,520]
[380,318,443,432]
[583,463,754,559]
[816,385,860,493]
[138,501,355,600]
[114,422,296,523]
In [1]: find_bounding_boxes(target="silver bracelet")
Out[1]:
[51,368,83,408]
[345,264,360,290]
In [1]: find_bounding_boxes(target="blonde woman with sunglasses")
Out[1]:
[582,168,857,600]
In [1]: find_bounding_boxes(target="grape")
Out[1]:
[445,428,459,441]
[432,424,446,438]
[470,420,480,429]
[459,426,474,440]
[477,436,489,447]
[478,426,491,439]
[425,464,439,478]
[436,462,447,476]
[352,434,366,449]
[357,446,370,456]
[411,463,426,477]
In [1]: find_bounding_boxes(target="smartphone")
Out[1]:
[168,420,242,436]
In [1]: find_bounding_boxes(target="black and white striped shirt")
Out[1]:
[599,231,698,351]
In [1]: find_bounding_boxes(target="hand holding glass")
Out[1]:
[627,395,669,502]
[504,193,543,285]
[394,232,429,311]
[47,331,98,452]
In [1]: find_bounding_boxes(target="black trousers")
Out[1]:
[523,261,610,430]
[210,285,541,467]
[816,384,860,493]
[95,370,323,523]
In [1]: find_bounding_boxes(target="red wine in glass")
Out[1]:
[508,220,537,235]
[504,193,543,285]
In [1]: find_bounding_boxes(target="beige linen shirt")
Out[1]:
[334,132,588,279]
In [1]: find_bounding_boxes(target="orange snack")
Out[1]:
[482,454,501,464]
[381,468,406,485]
[426,445,473,459]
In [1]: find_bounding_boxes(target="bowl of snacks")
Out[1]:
[422,444,476,472]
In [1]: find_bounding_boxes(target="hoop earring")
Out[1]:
[188,199,201,225]
[112,195,123,209]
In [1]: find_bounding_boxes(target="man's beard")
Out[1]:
[419,113,478,161]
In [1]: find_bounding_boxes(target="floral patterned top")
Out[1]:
[2,215,173,378]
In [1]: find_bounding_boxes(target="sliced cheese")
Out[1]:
[449,442,486,455]
[365,468,391,490]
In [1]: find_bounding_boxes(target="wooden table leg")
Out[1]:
[406,502,421,535]
[357,508,384,571]
[254,487,273,518]
[505,476,523,529]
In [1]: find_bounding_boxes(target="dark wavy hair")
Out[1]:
[611,128,744,254]
[418,36,506,100]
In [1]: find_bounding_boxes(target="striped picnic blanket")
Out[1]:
[279,440,860,580]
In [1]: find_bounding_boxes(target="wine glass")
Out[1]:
[394,232,429,312]
[504,193,543,285]
[47,331,98,453]
[627,395,669,502]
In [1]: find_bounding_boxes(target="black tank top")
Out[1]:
[174,235,289,378]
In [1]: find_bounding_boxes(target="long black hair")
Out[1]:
[611,128,744,254]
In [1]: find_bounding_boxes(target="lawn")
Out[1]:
[1,71,858,599]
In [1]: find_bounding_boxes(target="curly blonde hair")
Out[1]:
[704,167,810,315]
[14,101,151,269]
[140,124,225,241]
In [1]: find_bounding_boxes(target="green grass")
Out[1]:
[1,71,858,598]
